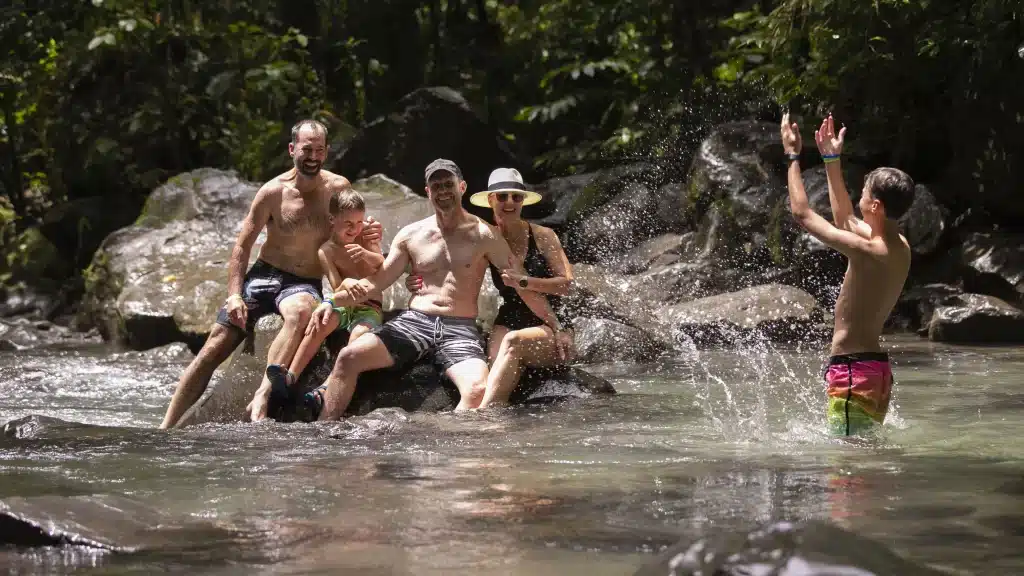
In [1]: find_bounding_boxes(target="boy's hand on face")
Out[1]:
[360,217,382,244]
[780,112,802,155]
[815,114,846,156]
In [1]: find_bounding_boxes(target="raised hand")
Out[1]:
[780,112,802,155]
[814,114,846,157]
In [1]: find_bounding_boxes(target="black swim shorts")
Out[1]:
[215,259,322,334]
[372,309,486,372]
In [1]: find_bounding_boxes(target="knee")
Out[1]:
[332,346,361,375]
[281,304,313,330]
[501,331,525,359]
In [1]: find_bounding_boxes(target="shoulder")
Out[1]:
[531,224,562,248]
[320,170,352,191]
[475,217,500,240]
[395,218,428,242]
[251,177,286,211]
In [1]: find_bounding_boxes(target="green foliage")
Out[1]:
[1,0,1022,300]
[720,0,1024,206]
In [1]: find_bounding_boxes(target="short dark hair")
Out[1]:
[864,167,914,220]
[291,119,328,144]
[329,189,365,215]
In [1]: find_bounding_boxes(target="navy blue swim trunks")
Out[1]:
[215,259,322,334]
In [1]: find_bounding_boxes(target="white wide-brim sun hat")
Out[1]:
[468,168,543,208]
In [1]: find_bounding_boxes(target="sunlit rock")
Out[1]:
[79,169,443,351]
[926,293,1024,344]
[572,317,671,364]
[661,283,826,347]
[958,231,1024,304]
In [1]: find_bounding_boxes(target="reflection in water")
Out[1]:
[0,337,1022,574]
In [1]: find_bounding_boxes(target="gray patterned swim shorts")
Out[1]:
[372,309,486,372]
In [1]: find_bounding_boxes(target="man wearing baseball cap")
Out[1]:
[306,159,563,419]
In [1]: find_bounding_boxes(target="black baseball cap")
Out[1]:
[424,158,463,182]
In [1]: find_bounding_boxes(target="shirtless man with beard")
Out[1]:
[306,159,565,419]
[158,119,381,429]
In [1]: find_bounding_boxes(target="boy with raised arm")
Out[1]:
[264,189,384,413]
[780,113,915,435]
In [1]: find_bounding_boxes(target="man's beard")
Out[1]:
[297,160,322,176]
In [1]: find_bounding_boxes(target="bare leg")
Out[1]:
[319,334,395,420]
[478,326,562,409]
[160,323,244,429]
[247,293,317,421]
[445,358,490,411]
[287,311,341,380]
[486,325,508,366]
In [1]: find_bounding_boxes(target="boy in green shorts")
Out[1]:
[265,189,385,404]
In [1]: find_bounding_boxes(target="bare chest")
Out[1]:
[408,229,485,276]
[271,193,330,239]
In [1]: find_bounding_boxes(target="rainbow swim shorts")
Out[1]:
[824,352,893,436]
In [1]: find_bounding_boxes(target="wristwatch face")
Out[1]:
[519,278,528,288]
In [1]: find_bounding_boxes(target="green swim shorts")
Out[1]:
[333,300,383,333]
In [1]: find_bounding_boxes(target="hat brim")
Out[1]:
[469,189,543,208]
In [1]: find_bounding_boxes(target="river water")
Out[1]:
[1,335,1022,575]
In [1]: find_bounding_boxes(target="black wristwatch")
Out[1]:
[786,152,800,162]
[519,277,529,288]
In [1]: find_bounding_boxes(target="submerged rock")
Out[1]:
[175,315,616,427]
[0,494,169,550]
[634,520,947,576]
[925,293,1024,344]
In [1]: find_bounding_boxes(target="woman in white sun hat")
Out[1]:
[406,167,575,407]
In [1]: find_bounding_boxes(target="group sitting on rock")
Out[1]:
[158,119,575,429]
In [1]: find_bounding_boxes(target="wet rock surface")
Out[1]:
[571,317,671,363]
[663,284,827,347]
[925,293,1024,344]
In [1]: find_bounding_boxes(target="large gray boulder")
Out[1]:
[175,315,616,427]
[925,293,1024,344]
[958,231,1024,305]
[331,87,525,194]
[529,163,670,234]
[80,168,261,350]
[661,283,827,347]
[79,170,458,351]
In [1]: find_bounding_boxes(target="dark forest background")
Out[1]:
[2,0,1022,313]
